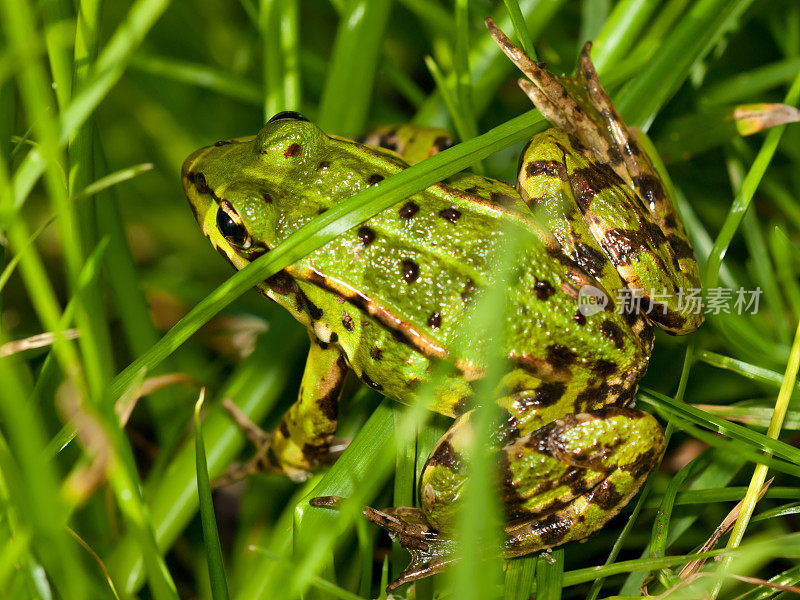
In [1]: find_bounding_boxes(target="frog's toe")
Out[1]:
[310,498,458,592]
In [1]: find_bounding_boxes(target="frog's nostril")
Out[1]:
[214,140,232,146]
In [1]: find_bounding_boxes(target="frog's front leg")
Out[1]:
[225,332,348,483]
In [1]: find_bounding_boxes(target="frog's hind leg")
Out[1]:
[221,332,349,484]
[500,407,664,554]
[337,406,663,590]
[488,17,703,335]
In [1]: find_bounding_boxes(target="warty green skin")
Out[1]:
[182,22,703,591]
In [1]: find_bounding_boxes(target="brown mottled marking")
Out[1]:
[600,320,624,349]
[573,310,587,326]
[568,163,619,211]
[525,160,562,178]
[592,359,617,376]
[358,226,376,246]
[297,288,323,320]
[574,241,608,277]
[602,227,642,264]
[621,447,660,479]
[587,479,624,510]
[427,311,441,330]
[265,270,296,295]
[370,346,383,360]
[533,513,574,546]
[401,259,420,284]
[533,278,556,301]
[438,207,462,223]
[284,143,301,158]
[546,344,577,369]
[341,312,355,331]
[427,439,464,472]
[260,191,273,203]
[531,382,566,406]
[368,174,384,186]
[398,201,419,219]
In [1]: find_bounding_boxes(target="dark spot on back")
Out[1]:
[358,226,375,246]
[573,310,586,326]
[367,174,384,186]
[318,161,330,170]
[370,346,382,360]
[329,332,338,344]
[438,207,461,224]
[427,311,441,330]
[399,201,419,219]
[284,143,301,158]
[341,312,354,331]
[534,278,556,301]
[401,259,420,284]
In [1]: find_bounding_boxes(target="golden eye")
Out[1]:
[216,201,252,250]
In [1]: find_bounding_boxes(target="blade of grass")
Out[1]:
[130,53,262,105]
[705,69,800,291]
[260,0,300,119]
[710,319,800,598]
[195,390,231,600]
[535,550,564,600]
[317,0,392,136]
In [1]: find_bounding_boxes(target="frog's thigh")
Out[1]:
[269,332,348,479]
[418,407,664,551]
[502,407,664,554]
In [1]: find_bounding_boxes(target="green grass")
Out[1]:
[1,0,799,599]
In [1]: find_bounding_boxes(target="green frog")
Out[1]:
[182,19,702,591]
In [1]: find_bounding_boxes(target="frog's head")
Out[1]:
[182,111,331,270]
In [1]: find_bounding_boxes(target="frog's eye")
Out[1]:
[268,110,309,123]
[216,201,252,250]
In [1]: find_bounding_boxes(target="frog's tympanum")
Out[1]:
[182,19,702,591]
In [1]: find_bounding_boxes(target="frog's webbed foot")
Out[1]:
[310,496,458,593]
[485,17,638,188]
